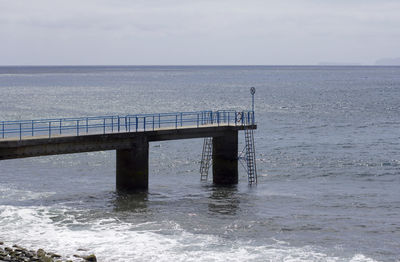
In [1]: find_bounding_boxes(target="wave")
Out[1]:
[0,184,56,202]
[0,205,379,262]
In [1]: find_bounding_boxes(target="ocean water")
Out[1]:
[0,66,399,261]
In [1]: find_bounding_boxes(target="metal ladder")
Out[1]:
[245,128,257,184]
[239,128,257,184]
[201,129,257,183]
[200,137,213,181]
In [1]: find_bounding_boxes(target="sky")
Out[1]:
[0,0,399,65]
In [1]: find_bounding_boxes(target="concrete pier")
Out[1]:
[212,130,238,185]
[116,136,149,191]
[0,125,256,191]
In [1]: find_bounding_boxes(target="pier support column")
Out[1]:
[116,136,149,191]
[212,130,238,185]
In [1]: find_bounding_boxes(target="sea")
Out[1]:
[0,66,399,261]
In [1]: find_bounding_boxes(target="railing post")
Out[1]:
[241,111,244,125]
[19,123,22,140]
[228,112,230,126]
[175,115,178,128]
[77,120,79,136]
[128,117,131,132]
[2,121,4,139]
[217,111,220,126]
[144,117,146,131]
[103,118,106,134]
[158,114,161,128]
[111,117,114,132]
[86,118,89,133]
[125,116,128,131]
[210,111,213,124]
[153,115,155,131]
[136,117,138,132]
[32,120,34,136]
[180,112,183,127]
[235,112,237,126]
[49,121,51,138]
[59,119,62,135]
[197,113,199,128]
[118,116,120,132]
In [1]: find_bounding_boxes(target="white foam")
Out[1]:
[0,205,379,262]
[0,184,55,201]
[349,254,379,262]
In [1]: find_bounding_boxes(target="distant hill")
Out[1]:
[375,57,400,65]
[318,62,362,66]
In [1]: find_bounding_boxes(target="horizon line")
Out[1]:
[1,64,399,67]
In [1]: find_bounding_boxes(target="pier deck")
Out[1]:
[0,110,256,191]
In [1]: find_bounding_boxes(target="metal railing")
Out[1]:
[0,110,255,140]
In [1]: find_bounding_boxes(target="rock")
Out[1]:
[49,253,61,258]
[37,248,46,258]
[0,241,4,245]
[0,243,87,262]
[2,256,11,262]
[42,255,54,262]
[83,254,97,262]
[25,251,35,258]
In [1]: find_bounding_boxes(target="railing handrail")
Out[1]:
[0,110,240,124]
[1,110,255,140]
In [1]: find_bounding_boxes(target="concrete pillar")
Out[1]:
[116,136,149,191]
[212,130,238,185]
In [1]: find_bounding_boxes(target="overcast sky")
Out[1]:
[1,0,399,65]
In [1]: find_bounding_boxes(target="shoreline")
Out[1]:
[0,242,96,262]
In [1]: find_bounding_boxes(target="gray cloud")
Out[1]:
[1,0,399,65]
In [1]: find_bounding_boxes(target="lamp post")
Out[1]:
[250,87,256,112]
[250,87,255,124]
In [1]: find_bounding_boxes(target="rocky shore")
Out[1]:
[0,242,96,262]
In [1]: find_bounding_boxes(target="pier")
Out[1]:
[0,110,256,191]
